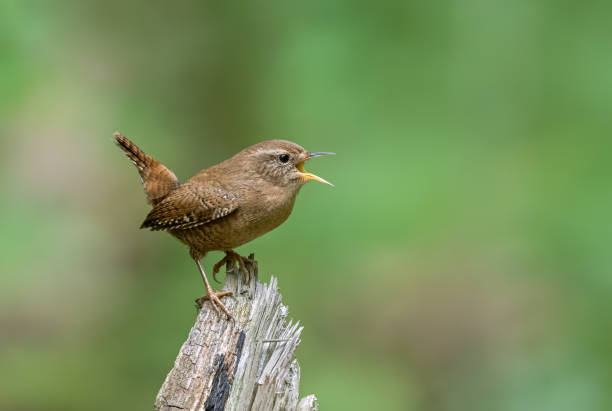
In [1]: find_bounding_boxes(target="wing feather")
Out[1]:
[140,184,238,231]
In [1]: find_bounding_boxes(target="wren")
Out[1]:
[114,132,334,319]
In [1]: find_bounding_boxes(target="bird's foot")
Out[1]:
[195,288,234,320]
[212,250,254,282]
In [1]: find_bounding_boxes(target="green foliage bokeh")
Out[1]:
[1,1,612,410]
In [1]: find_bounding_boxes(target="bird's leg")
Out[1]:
[194,259,233,320]
[212,250,255,282]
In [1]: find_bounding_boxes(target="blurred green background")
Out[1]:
[2,1,612,410]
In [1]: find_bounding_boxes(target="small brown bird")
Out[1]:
[114,132,333,318]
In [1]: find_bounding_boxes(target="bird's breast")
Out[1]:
[173,185,299,252]
[238,186,297,239]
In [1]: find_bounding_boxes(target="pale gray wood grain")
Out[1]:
[155,255,318,411]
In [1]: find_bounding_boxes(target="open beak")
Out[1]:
[296,152,335,186]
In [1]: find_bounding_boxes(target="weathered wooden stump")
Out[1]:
[155,255,318,411]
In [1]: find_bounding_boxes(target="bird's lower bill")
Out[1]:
[296,161,334,186]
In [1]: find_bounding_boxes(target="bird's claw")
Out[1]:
[212,256,230,283]
[212,251,253,282]
[196,289,234,320]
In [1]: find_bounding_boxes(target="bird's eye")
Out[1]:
[278,153,290,163]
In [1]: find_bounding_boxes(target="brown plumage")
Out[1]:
[114,133,180,205]
[114,132,334,319]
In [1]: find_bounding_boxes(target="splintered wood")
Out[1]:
[155,255,318,411]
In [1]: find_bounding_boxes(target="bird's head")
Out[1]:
[242,140,334,189]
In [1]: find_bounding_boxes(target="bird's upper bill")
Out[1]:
[296,152,335,186]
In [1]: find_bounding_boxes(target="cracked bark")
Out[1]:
[155,255,318,411]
